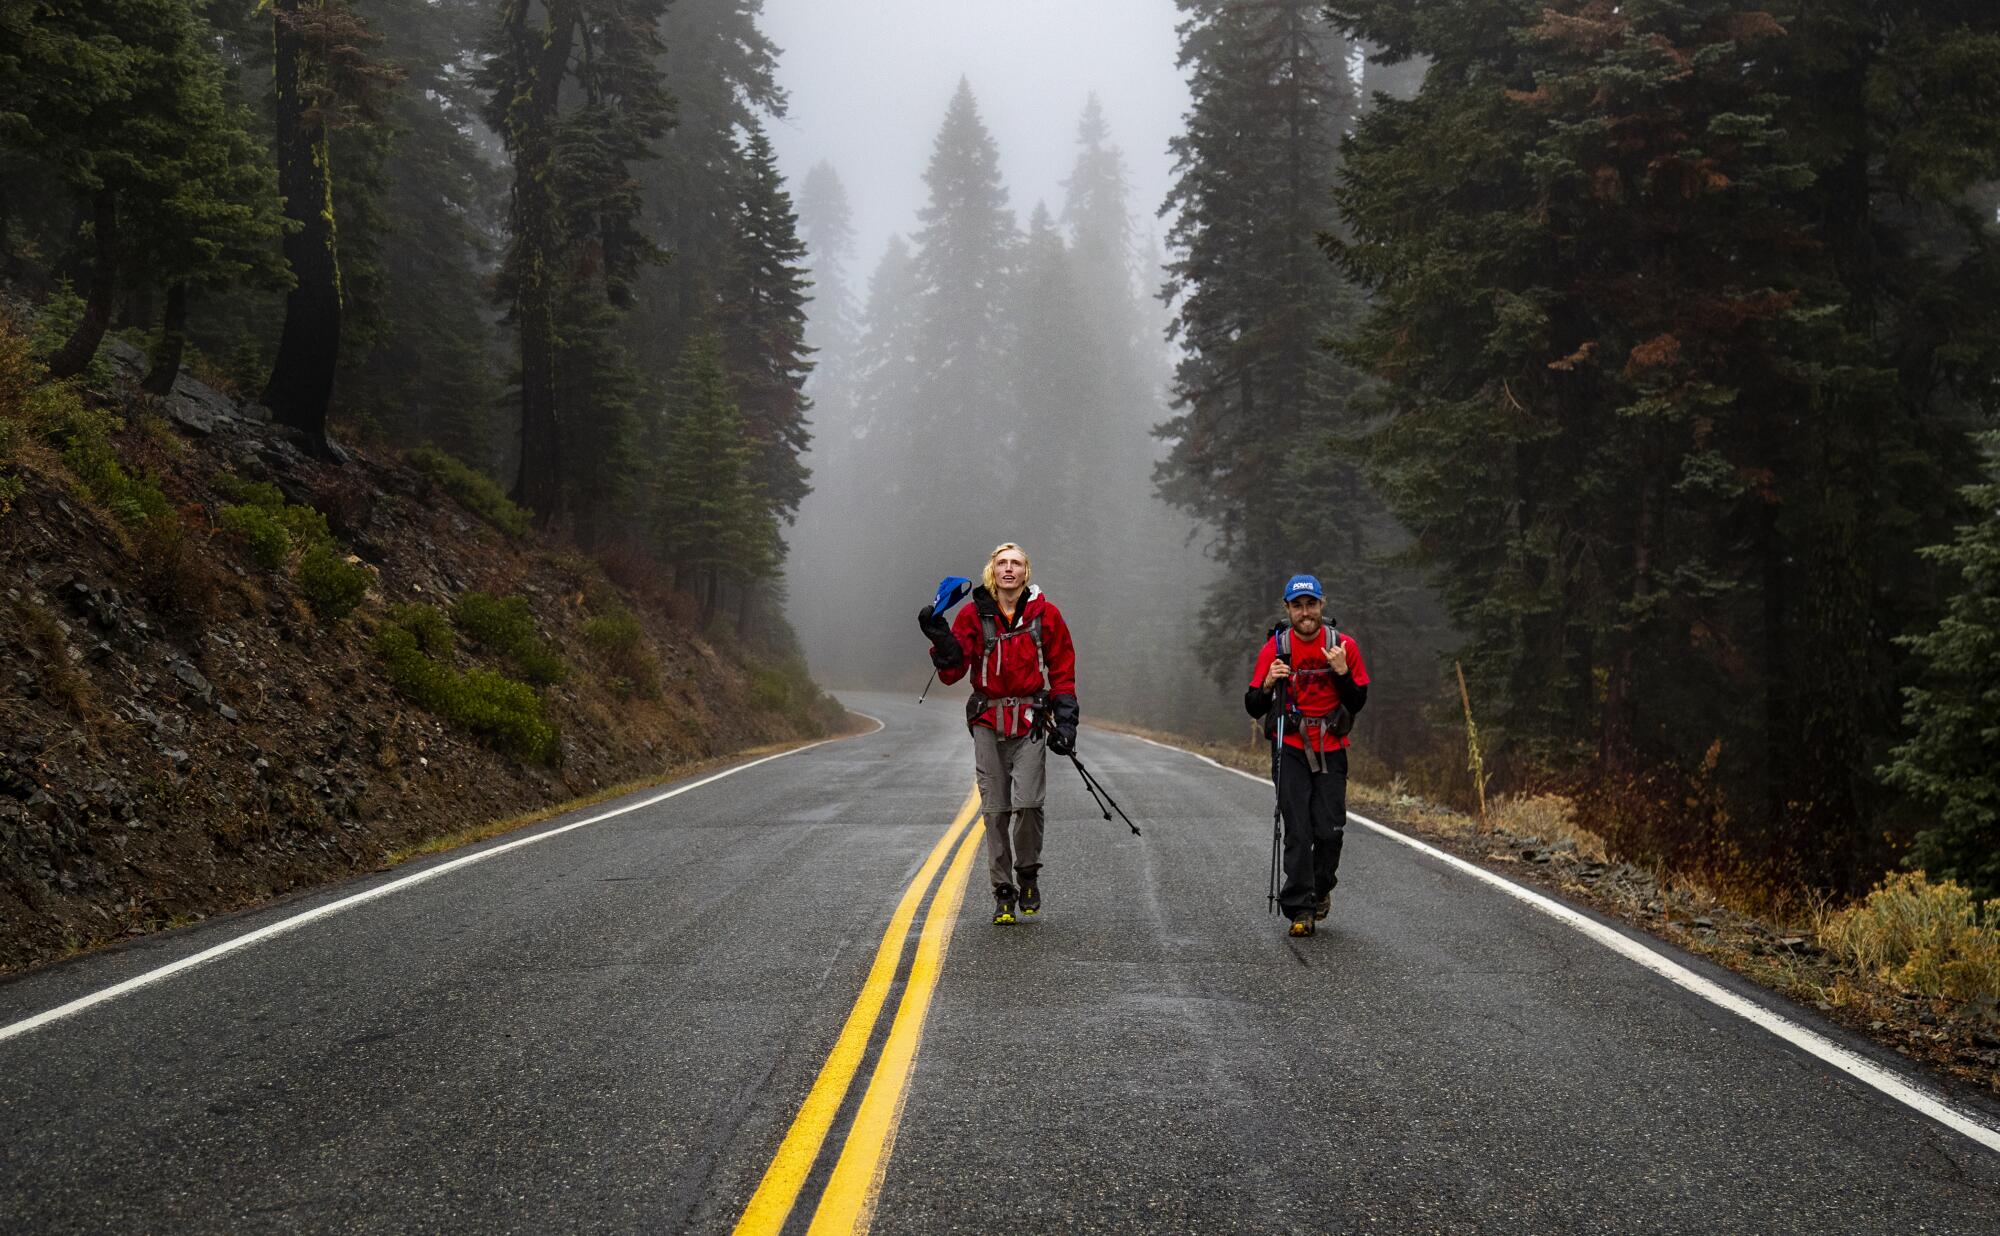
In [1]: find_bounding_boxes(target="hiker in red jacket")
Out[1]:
[1246,574,1369,937]
[918,542,1079,925]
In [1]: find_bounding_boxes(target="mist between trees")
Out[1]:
[3,0,1997,902]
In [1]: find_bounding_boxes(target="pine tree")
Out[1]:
[716,122,814,532]
[657,332,774,623]
[907,78,1018,513]
[1007,202,1100,542]
[1885,435,2000,899]
[796,234,927,683]
[796,159,859,429]
[1157,0,1378,685]
[623,0,786,375]
[1,0,283,382]
[334,0,506,467]
[480,0,670,526]
[264,0,397,454]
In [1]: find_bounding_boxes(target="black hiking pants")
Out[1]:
[1277,744,1346,920]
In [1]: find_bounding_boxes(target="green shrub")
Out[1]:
[376,620,559,763]
[296,545,371,620]
[387,601,454,656]
[215,475,331,550]
[452,591,567,685]
[1821,871,2000,1005]
[748,666,793,713]
[409,445,531,538]
[219,504,292,569]
[213,474,287,510]
[46,408,171,527]
[278,502,330,550]
[581,606,660,698]
[581,608,643,655]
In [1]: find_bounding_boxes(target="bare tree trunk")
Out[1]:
[500,0,578,527]
[45,189,117,380]
[141,281,190,395]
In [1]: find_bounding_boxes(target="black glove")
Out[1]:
[1048,693,1079,754]
[919,605,963,669]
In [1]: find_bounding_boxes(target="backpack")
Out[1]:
[1261,623,1353,744]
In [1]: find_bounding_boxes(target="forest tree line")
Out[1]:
[1157,0,1999,897]
[3,0,1997,899]
[1,0,806,634]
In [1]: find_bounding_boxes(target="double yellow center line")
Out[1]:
[733,788,986,1235]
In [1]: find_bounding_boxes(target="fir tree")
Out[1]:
[1,0,282,381]
[797,161,859,380]
[335,0,506,467]
[1157,0,1378,685]
[1885,436,2000,899]
[657,332,775,623]
[716,122,814,532]
[907,78,1018,513]
[264,0,397,454]
[480,0,670,526]
[623,0,786,373]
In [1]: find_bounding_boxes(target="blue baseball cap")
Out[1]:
[1282,574,1323,603]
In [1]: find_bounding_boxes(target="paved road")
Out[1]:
[4,691,1998,1234]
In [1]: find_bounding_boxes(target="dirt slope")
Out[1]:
[0,339,842,973]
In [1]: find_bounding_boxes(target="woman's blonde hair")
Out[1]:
[982,542,1031,592]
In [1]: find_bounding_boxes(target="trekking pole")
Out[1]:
[1067,754,1140,835]
[1269,682,1287,915]
[917,670,936,704]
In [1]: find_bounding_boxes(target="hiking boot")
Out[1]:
[993,884,1018,926]
[1314,891,1332,922]
[1288,917,1315,938]
[1018,875,1041,916]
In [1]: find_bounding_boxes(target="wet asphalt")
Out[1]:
[2,691,1998,1234]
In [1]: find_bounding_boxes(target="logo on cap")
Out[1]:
[1283,574,1322,602]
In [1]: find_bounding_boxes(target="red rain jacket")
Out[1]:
[1249,625,1369,753]
[936,585,1077,735]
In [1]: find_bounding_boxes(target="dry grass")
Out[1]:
[1819,871,2000,1005]
[1489,792,1610,862]
[10,595,98,723]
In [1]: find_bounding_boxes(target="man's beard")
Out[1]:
[1291,616,1321,638]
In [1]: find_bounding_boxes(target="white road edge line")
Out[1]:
[1124,732,2000,1155]
[1,716,886,1046]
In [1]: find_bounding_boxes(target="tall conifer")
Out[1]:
[1157,0,1377,683]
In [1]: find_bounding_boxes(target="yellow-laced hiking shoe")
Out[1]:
[993,885,1017,926]
[1288,918,1315,938]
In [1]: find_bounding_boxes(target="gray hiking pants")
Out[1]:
[971,726,1046,889]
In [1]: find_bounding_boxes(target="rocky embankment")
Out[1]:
[1,339,843,973]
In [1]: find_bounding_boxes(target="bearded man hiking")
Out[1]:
[917,542,1079,925]
[1246,574,1369,937]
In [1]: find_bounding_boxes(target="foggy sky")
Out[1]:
[759,0,1191,272]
